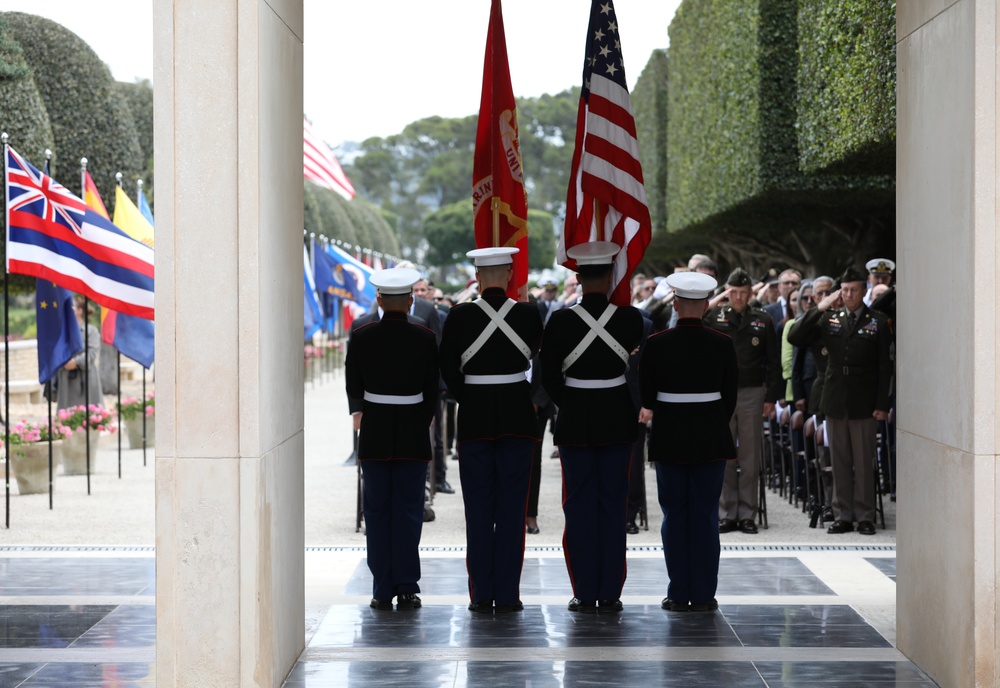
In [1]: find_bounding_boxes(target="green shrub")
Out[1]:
[796,0,896,174]
[632,49,669,235]
[4,12,144,214]
[115,79,154,202]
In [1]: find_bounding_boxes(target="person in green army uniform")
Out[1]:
[787,266,892,536]
[704,269,783,534]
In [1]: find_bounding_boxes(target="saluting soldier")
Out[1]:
[640,271,739,612]
[704,268,783,534]
[787,266,892,535]
[345,267,440,611]
[439,247,543,614]
[540,242,645,614]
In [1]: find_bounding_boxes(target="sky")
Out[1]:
[4,0,681,146]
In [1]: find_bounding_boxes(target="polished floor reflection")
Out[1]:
[0,547,936,687]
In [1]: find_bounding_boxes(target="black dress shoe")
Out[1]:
[738,519,758,534]
[468,600,494,613]
[827,520,854,534]
[370,598,393,610]
[567,598,597,613]
[494,601,524,613]
[821,507,835,522]
[718,518,738,533]
[396,593,422,610]
[626,522,639,535]
[857,520,876,535]
[598,599,623,613]
[436,480,455,494]
[689,598,719,612]
[423,505,435,522]
[526,525,540,535]
[661,597,689,612]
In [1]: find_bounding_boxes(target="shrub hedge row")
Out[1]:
[303,181,401,257]
[665,0,894,238]
[631,49,669,235]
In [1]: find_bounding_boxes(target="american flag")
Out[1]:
[304,117,356,200]
[5,145,155,320]
[560,0,651,307]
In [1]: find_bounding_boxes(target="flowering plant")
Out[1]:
[304,344,325,360]
[57,404,117,434]
[117,390,155,422]
[1,418,72,448]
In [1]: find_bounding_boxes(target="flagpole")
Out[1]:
[113,172,124,479]
[136,178,147,468]
[2,133,10,528]
[491,198,501,246]
[45,149,54,508]
[80,158,92,496]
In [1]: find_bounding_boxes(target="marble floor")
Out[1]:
[0,546,937,687]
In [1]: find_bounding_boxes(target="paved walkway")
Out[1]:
[0,369,924,687]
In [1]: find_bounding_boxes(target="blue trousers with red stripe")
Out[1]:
[361,459,427,601]
[458,437,533,606]
[655,459,727,605]
[559,443,632,602]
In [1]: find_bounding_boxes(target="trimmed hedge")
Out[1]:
[797,0,895,174]
[4,12,144,214]
[631,49,669,234]
[115,79,154,203]
[666,0,893,236]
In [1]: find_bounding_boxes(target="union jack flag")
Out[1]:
[560,0,651,307]
[5,145,155,320]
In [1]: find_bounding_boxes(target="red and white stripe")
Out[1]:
[561,72,651,307]
[304,117,356,200]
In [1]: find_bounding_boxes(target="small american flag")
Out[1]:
[304,117,356,200]
[560,0,651,306]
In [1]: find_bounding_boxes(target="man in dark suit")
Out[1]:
[439,247,543,614]
[705,269,782,534]
[763,269,803,334]
[541,242,644,614]
[345,268,439,611]
[787,266,892,535]
[640,271,738,612]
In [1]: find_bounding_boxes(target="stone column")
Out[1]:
[153,1,304,685]
[897,2,998,686]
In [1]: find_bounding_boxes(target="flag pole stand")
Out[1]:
[117,352,122,478]
[80,158,91,496]
[2,133,10,528]
[491,197,501,246]
[44,149,54,510]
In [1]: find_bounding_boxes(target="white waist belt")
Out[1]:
[364,391,424,405]
[656,391,722,403]
[565,375,626,389]
[464,372,527,385]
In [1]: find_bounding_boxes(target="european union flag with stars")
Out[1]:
[35,280,83,384]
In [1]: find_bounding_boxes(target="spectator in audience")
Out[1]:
[56,297,104,411]
[864,258,895,306]
[764,269,802,333]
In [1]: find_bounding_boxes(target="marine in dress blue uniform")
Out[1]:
[540,242,644,613]
[345,268,440,611]
[639,272,739,612]
[439,247,543,614]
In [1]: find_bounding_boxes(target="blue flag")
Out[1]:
[314,244,376,311]
[36,280,83,383]
[138,188,154,224]
[304,246,323,341]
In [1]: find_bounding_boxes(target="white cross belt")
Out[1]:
[565,375,626,389]
[364,392,424,405]
[656,392,722,403]
[464,373,527,385]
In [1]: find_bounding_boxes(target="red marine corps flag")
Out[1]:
[560,0,651,306]
[473,0,528,300]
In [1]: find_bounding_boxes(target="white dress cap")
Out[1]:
[370,267,421,295]
[865,258,895,274]
[665,271,718,299]
[566,241,621,266]
[467,246,519,267]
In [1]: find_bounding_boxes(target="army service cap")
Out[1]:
[726,268,753,287]
[371,267,421,295]
[866,258,895,275]
[566,241,621,266]
[666,271,718,300]
[468,246,519,267]
[839,266,868,285]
